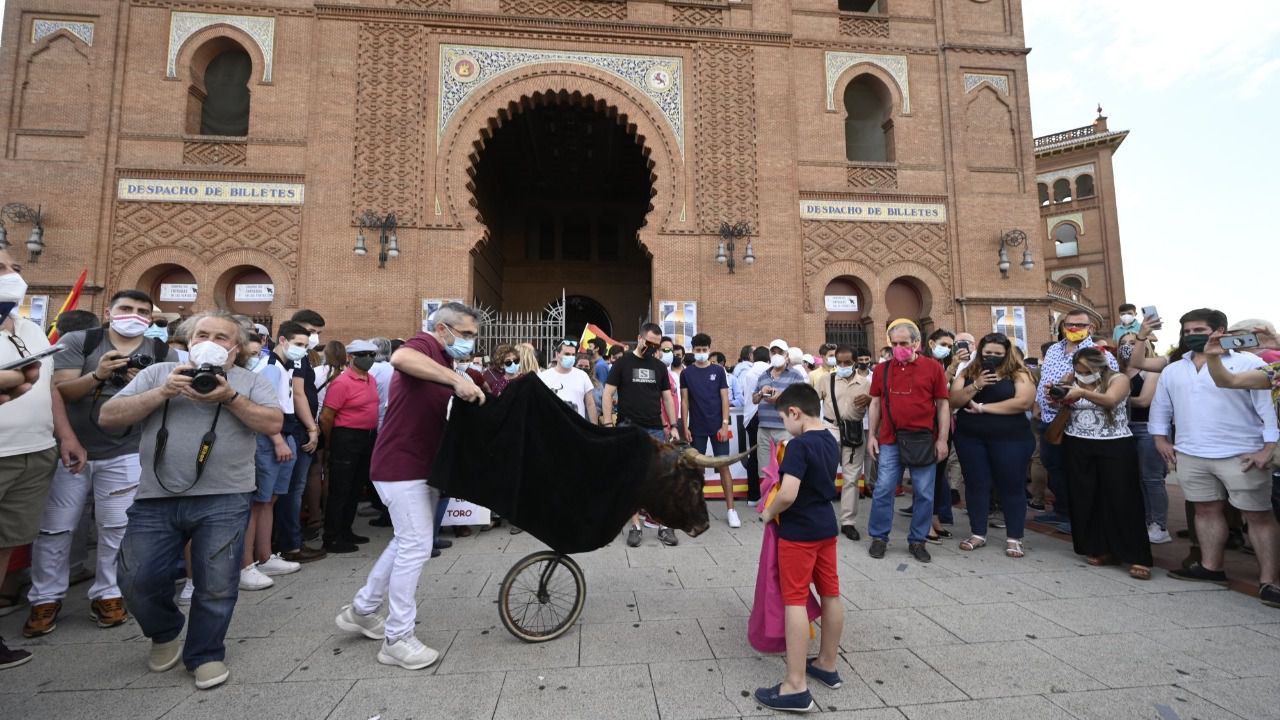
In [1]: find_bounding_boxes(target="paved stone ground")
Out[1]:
[4,501,1280,720]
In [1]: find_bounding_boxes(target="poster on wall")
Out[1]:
[234,284,275,303]
[21,295,49,330]
[421,299,464,330]
[991,306,1028,353]
[824,295,859,312]
[159,283,198,302]
[658,300,697,349]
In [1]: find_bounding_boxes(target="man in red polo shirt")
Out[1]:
[866,319,950,564]
[318,340,382,554]
[333,304,484,671]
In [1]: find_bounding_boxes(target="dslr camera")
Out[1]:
[1048,384,1071,400]
[180,364,226,394]
[109,353,155,387]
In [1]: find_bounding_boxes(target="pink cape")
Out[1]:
[747,439,822,653]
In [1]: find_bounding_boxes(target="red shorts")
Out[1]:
[777,537,839,605]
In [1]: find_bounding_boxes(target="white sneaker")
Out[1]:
[376,635,440,670]
[238,564,274,591]
[178,579,194,606]
[1148,523,1173,544]
[335,604,385,640]
[257,553,301,577]
[746,499,759,508]
[726,509,742,528]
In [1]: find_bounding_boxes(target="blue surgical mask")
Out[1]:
[505,362,520,375]
[835,366,854,379]
[694,352,710,363]
[559,355,575,369]
[246,355,262,371]
[444,327,475,359]
[284,344,308,362]
[660,351,674,366]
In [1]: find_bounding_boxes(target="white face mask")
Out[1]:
[246,355,262,371]
[825,356,837,367]
[0,272,27,307]
[1076,372,1101,385]
[770,354,787,368]
[660,351,674,366]
[307,333,320,350]
[285,344,308,362]
[110,313,151,338]
[189,341,230,368]
[1119,313,1137,325]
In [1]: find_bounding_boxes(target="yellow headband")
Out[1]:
[886,318,920,342]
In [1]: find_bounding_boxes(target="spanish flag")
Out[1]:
[47,269,88,344]
[579,323,622,352]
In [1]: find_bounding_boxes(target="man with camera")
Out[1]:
[817,345,873,542]
[22,290,176,638]
[101,310,282,690]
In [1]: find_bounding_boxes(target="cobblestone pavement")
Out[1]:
[3,502,1279,720]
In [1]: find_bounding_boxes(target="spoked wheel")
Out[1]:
[498,551,586,643]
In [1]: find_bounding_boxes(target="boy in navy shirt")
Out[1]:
[680,333,739,528]
[757,383,845,712]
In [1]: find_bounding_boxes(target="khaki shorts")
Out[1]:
[0,448,58,547]
[1176,452,1272,512]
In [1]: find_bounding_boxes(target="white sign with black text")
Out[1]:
[824,295,860,312]
[234,284,275,303]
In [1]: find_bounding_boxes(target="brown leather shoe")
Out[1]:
[22,601,62,637]
[90,597,129,628]
[282,545,328,564]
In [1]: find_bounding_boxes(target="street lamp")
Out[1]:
[716,221,754,274]
[998,229,1033,278]
[354,211,399,269]
[0,203,47,262]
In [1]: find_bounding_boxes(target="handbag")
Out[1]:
[881,362,936,467]
[830,373,864,449]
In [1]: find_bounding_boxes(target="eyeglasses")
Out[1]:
[641,341,660,350]
[559,340,578,347]
[6,333,30,358]
[1063,323,1090,330]
[444,323,478,341]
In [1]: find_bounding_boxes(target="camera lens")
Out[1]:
[190,372,218,394]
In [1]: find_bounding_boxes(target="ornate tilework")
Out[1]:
[1046,211,1084,237]
[825,51,910,113]
[963,72,1008,95]
[168,11,275,82]
[438,44,684,155]
[1036,163,1095,186]
[32,19,94,46]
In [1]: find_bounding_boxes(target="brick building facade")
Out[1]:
[0,0,1126,356]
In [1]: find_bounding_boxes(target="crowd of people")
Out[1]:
[1,248,1277,708]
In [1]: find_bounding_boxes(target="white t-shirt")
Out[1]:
[0,316,56,457]
[538,366,595,419]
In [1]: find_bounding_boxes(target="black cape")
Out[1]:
[429,374,655,554]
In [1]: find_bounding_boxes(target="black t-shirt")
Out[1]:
[606,352,670,430]
[954,376,1029,438]
[295,353,319,422]
[776,429,840,542]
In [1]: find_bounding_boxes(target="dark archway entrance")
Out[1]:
[470,92,653,347]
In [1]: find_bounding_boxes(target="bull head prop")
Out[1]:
[638,440,756,538]
[678,445,755,471]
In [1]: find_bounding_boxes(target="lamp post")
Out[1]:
[354,211,399,269]
[0,203,47,262]
[997,229,1033,278]
[715,221,754,274]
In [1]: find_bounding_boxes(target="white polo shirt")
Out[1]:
[1148,351,1278,459]
[0,316,56,457]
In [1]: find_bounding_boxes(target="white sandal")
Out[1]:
[1006,539,1025,558]
[959,535,986,551]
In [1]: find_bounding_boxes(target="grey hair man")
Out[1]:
[368,336,394,430]
[103,310,283,690]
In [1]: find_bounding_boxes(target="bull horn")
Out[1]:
[682,446,756,470]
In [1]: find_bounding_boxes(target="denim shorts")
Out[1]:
[691,434,730,457]
[254,434,297,503]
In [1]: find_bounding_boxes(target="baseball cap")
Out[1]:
[346,339,377,354]
[768,338,789,352]
[802,354,815,366]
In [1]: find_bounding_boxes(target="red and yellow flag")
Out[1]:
[579,323,622,353]
[47,269,88,343]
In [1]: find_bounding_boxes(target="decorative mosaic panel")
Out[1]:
[168,12,275,82]
[438,44,684,155]
[693,44,757,233]
[396,0,453,7]
[963,73,1008,95]
[499,0,627,19]
[825,51,910,113]
[183,141,247,166]
[32,19,94,46]
[839,15,889,39]
[354,24,427,226]
[801,220,950,312]
[1046,211,1084,236]
[672,5,725,26]
[847,164,897,189]
[1036,163,1095,186]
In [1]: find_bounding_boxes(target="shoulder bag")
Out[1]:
[831,372,863,449]
[881,362,936,467]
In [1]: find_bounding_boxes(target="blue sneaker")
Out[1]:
[805,659,843,689]
[754,684,816,713]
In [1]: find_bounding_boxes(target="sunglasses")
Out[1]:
[350,351,376,359]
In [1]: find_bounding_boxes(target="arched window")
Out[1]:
[1060,275,1084,291]
[199,47,251,136]
[1075,174,1095,198]
[1037,183,1050,207]
[1052,178,1072,203]
[1053,222,1079,257]
[843,75,894,162]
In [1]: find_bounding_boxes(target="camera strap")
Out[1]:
[153,399,223,494]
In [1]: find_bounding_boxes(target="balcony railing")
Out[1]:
[1047,279,1096,309]
[1034,124,1096,148]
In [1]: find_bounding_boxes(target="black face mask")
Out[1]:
[672,354,683,368]
[856,362,870,371]
[353,356,376,372]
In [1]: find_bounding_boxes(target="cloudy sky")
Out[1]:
[1023,1,1279,334]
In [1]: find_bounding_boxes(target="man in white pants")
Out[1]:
[334,302,485,669]
[24,290,176,638]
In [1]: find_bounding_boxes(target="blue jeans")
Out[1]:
[869,443,936,544]
[954,431,1034,539]
[117,493,251,670]
[275,445,312,551]
[1038,420,1070,516]
[1129,422,1169,529]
